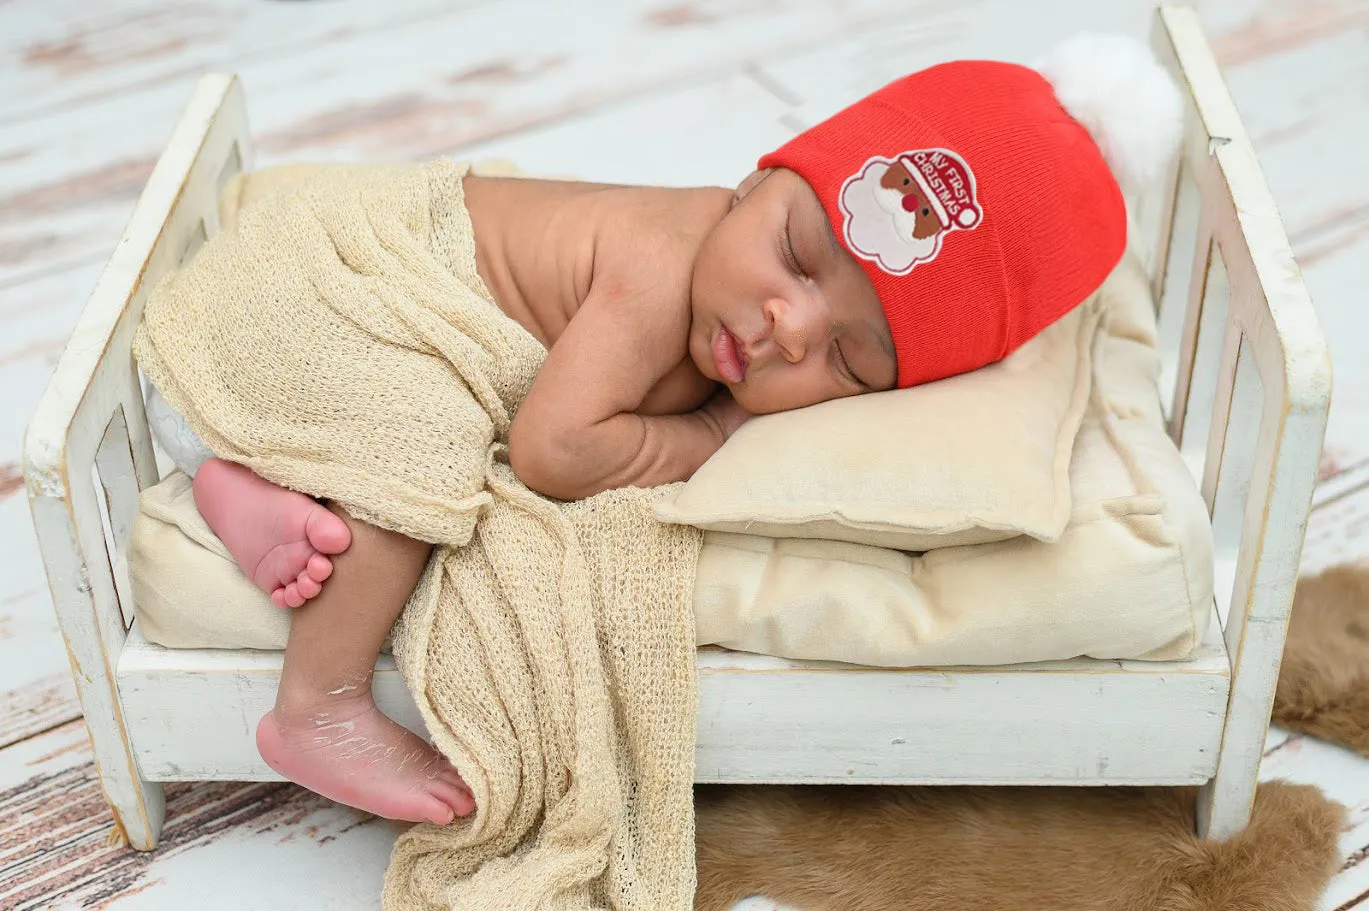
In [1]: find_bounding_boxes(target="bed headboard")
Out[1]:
[1139,5,1332,836]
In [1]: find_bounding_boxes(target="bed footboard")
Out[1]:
[22,75,253,850]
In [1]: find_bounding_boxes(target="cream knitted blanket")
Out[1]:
[133,159,702,909]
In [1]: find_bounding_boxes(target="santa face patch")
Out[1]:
[838,149,983,275]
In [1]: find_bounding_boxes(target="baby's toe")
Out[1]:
[305,506,352,555]
[421,794,458,826]
[306,553,334,584]
[428,781,473,819]
[282,583,306,609]
[271,588,289,609]
[438,767,470,793]
[296,572,322,600]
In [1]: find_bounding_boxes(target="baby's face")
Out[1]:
[689,168,896,415]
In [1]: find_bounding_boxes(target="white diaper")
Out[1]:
[144,381,214,478]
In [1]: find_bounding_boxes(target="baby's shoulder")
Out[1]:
[590,185,730,297]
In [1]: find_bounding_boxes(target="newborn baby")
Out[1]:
[151,35,1179,827]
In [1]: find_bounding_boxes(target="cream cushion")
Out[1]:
[134,471,296,652]
[130,252,1212,665]
[655,293,1100,551]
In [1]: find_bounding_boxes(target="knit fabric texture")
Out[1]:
[132,159,702,910]
[760,60,1128,388]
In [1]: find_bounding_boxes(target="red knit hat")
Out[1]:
[759,50,1155,388]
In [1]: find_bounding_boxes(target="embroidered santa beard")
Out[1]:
[838,151,983,277]
[840,159,944,275]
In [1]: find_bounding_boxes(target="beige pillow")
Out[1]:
[654,289,1103,551]
[692,411,1213,666]
[691,252,1214,665]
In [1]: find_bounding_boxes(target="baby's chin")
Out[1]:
[713,376,771,415]
[730,384,785,416]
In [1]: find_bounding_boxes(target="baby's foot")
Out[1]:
[256,695,474,825]
[192,458,351,607]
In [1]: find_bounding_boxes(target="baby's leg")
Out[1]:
[193,458,351,608]
[255,504,474,825]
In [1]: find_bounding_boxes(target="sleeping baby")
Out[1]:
[145,34,1180,826]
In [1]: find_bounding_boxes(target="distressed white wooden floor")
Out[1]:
[2,1,1368,908]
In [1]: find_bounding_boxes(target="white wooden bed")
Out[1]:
[22,6,1331,852]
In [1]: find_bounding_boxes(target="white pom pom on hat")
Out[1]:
[1034,32,1184,197]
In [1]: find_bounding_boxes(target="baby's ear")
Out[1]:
[732,168,774,207]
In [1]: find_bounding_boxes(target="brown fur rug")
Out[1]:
[1274,564,1369,755]
[693,564,1369,911]
[695,783,1344,911]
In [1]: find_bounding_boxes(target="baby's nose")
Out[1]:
[778,313,828,364]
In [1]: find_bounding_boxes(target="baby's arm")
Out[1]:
[508,289,736,501]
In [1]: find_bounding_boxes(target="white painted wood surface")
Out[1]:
[3,0,1369,908]
[117,620,1230,786]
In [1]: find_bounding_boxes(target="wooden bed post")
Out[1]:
[24,74,253,851]
[1149,6,1331,840]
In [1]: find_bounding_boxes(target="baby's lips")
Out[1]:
[713,327,746,384]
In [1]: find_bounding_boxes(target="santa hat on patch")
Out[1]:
[898,151,981,231]
[758,33,1183,388]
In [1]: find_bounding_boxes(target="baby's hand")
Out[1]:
[702,388,753,441]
